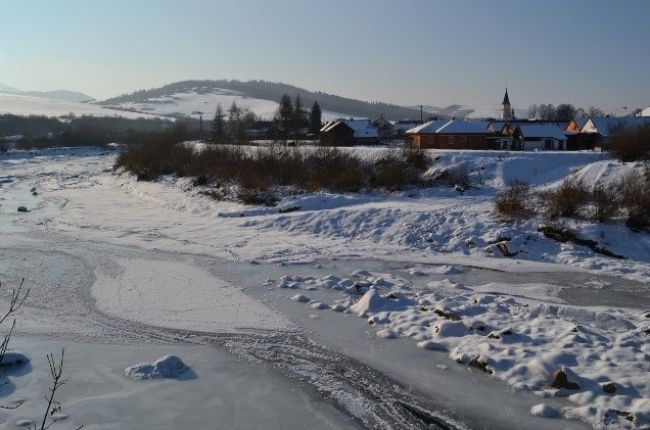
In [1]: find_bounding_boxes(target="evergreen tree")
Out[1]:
[228,101,245,142]
[292,94,307,135]
[274,94,294,141]
[211,103,226,143]
[309,102,322,135]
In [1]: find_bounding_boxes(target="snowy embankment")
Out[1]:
[275,268,650,429]
[204,149,649,282]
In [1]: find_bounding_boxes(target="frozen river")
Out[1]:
[1,148,647,429]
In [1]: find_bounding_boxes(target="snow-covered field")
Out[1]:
[104,89,345,121]
[0,93,163,120]
[0,146,648,429]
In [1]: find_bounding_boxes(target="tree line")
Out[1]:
[210,94,322,144]
[527,104,606,121]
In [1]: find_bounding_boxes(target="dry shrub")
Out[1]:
[372,153,417,190]
[591,185,619,222]
[495,181,532,221]
[115,140,433,201]
[544,179,589,219]
[611,124,650,162]
[620,168,650,231]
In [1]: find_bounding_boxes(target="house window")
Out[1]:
[461,136,468,144]
[448,136,455,144]
[545,139,553,150]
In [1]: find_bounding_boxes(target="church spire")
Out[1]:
[501,87,513,120]
[502,87,511,106]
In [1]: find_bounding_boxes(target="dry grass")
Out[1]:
[543,179,589,219]
[495,181,532,221]
[115,137,432,201]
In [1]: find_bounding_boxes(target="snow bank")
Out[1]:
[0,351,29,367]
[125,355,189,380]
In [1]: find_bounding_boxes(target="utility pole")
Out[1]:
[192,111,204,141]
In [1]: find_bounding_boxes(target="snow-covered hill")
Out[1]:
[0,93,164,120]
[104,88,344,121]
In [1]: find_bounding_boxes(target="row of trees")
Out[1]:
[210,95,323,143]
[527,104,605,121]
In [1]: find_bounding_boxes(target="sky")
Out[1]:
[1,0,649,112]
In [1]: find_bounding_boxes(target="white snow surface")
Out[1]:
[2,146,650,429]
[92,257,292,332]
[124,355,189,380]
[105,89,344,121]
[282,270,650,430]
[0,93,164,120]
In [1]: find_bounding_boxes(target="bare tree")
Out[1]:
[556,104,577,121]
[527,104,538,119]
[588,106,605,118]
[0,279,29,374]
[538,104,557,121]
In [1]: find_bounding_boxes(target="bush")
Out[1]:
[544,179,589,219]
[495,181,532,221]
[590,185,619,222]
[115,140,432,202]
[619,167,650,231]
[611,124,650,162]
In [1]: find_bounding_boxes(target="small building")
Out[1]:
[565,117,591,150]
[393,120,423,137]
[372,115,394,139]
[407,119,493,149]
[320,118,379,146]
[512,123,568,150]
[320,121,354,146]
[637,106,650,117]
[581,116,650,150]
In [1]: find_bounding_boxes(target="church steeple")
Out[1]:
[501,87,513,120]
[502,87,511,106]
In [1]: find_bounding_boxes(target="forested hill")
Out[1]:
[100,80,424,120]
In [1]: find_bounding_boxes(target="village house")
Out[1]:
[489,120,569,150]
[320,118,379,146]
[580,116,650,150]
[392,120,423,137]
[637,106,650,117]
[407,119,494,149]
[372,115,394,139]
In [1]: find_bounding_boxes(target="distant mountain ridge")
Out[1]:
[100,80,425,121]
[0,84,94,103]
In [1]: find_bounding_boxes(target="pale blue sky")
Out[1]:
[1,0,649,112]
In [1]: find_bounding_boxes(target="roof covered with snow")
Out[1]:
[405,120,450,134]
[583,116,650,136]
[516,123,567,140]
[638,106,650,117]
[407,119,492,135]
[321,119,379,138]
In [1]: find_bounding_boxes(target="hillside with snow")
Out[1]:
[100,80,425,120]
[104,88,344,121]
[0,93,165,120]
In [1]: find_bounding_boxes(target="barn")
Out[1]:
[407,120,494,149]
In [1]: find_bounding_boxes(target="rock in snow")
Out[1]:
[125,355,189,380]
[530,403,559,418]
[0,351,30,367]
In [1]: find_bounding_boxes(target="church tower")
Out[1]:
[501,87,513,120]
